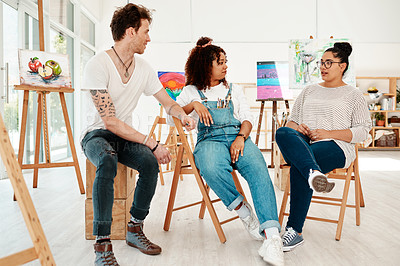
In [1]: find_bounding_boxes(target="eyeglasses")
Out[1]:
[316,60,342,69]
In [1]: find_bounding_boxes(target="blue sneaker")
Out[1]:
[282,227,304,252]
[94,241,119,266]
[126,222,162,255]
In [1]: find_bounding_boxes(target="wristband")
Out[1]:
[151,142,159,153]
[237,133,247,140]
[143,134,149,145]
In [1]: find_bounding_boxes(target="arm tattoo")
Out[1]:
[90,89,116,118]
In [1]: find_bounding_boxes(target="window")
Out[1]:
[81,13,95,46]
[49,29,74,160]
[49,0,74,32]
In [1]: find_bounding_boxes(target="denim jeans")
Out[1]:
[81,129,159,236]
[275,127,345,233]
[194,135,281,234]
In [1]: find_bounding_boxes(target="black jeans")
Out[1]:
[81,129,159,236]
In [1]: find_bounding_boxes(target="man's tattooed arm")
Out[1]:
[90,89,116,118]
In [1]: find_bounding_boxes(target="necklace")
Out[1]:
[111,46,133,78]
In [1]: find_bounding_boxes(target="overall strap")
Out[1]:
[226,83,233,97]
[196,89,207,101]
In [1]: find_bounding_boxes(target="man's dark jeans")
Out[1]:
[81,129,159,236]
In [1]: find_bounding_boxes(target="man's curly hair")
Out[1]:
[110,3,152,41]
[185,37,228,91]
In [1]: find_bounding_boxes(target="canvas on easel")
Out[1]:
[18,49,72,88]
[255,61,292,167]
[257,61,292,101]
[289,38,355,89]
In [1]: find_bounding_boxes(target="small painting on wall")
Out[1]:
[18,49,72,88]
[158,71,185,101]
[257,61,292,100]
[289,39,355,89]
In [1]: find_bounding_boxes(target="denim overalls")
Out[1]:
[193,85,281,234]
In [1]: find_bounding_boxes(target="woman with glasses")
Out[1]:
[173,37,284,265]
[275,42,371,251]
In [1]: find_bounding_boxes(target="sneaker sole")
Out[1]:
[283,239,304,252]
[312,175,335,193]
[126,241,161,255]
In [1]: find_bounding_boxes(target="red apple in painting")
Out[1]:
[38,66,53,80]
[28,57,42,73]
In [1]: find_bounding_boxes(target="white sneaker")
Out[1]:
[240,202,264,241]
[258,235,284,266]
[308,170,335,193]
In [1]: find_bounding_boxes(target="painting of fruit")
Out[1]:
[28,57,42,73]
[18,49,71,88]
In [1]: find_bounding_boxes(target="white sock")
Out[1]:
[263,227,280,239]
[235,202,251,219]
[130,216,143,224]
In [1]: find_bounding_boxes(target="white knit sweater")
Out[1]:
[289,83,372,167]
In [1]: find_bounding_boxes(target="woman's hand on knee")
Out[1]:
[297,123,311,137]
[230,138,244,163]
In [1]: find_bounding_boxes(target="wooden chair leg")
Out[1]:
[164,145,184,231]
[279,176,290,226]
[354,168,361,226]
[335,165,353,241]
[199,184,211,219]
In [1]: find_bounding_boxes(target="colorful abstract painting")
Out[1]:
[257,61,292,100]
[289,39,355,89]
[18,49,72,88]
[158,71,185,101]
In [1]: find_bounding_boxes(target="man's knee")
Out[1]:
[97,150,118,177]
[138,153,159,176]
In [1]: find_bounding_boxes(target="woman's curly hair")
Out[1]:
[110,3,152,41]
[185,37,228,91]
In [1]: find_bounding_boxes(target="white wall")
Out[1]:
[95,0,400,135]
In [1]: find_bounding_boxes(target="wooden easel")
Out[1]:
[0,114,55,265]
[14,0,84,197]
[254,98,290,168]
[14,85,85,194]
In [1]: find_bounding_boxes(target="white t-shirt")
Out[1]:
[174,83,255,128]
[81,51,162,140]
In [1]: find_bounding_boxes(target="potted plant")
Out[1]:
[374,112,385,126]
[396,87,400,110]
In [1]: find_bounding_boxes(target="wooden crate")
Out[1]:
[86,160,137,199]
[85,190,134,240]
[273,142,290,191]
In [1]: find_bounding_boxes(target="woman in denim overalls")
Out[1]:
[175,37,284,265]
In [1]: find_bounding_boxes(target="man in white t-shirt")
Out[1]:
[81,4,195,265]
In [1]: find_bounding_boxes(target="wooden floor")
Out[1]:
[0,150,399,266]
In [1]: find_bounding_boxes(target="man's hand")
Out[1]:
[181,115,196,131]
[193,101,213,126]
[296,123,311,137]
[309,129,331,141]
[230,137,245,163]
[152,143,172,164]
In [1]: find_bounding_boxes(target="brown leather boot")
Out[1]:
[94,241,119,266]
[126,222,162,255]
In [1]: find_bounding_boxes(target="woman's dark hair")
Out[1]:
[185,37,228,90]
[110,4,152,41]
[325,42,352,75]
